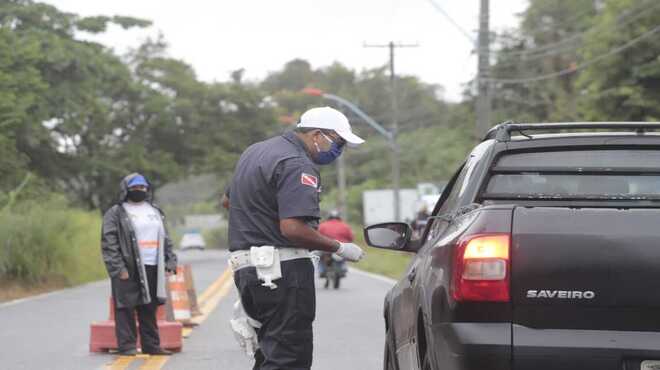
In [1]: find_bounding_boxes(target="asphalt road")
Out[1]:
[0,249,395,370]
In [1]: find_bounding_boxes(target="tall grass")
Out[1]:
[0,197,105,285]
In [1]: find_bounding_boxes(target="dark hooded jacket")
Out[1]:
[101,173,177,309]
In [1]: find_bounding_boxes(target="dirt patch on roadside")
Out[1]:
[0,278,68,303]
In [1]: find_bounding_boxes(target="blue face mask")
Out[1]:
[313,133,344,165]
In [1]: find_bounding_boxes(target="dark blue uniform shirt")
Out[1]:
[227,131,321,251]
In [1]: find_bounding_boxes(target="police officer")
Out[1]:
[223,106,365,370]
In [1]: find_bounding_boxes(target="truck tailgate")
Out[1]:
[511,207,660,369]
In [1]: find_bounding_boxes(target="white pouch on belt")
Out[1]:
[250,246,282,289]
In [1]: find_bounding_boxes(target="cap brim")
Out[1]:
[337,130,365,145]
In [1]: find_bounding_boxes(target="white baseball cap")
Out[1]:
[297,106,365,145]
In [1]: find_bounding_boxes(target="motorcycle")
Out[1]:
[318,252,346,289]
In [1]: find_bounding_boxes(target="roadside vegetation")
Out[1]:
[0,194,105,301]
[357,247,412,281]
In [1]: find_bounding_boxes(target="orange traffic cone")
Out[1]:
[167,266,193,325]
[183,264,202,317]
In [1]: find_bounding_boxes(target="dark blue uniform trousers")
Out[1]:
[234,258,316,370]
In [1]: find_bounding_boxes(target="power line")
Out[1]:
[515,5,597,39]
[487,24,660,85]
[494,0,658,58]
[494,29,583,58]
[425,0,475,45]
[493,38,581,68]
[490,1,660,72]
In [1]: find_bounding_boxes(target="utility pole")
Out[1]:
[364,41,418,222]
[476,0,491,139]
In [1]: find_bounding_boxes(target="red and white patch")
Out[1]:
[301,173,318,188]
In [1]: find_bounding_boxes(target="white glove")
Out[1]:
[336,242,365,262]
[230,317,259,357]
[230,300,261,358]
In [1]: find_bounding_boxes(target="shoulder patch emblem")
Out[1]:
[301,173,318,188]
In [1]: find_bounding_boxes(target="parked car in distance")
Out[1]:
[179,230,206,251]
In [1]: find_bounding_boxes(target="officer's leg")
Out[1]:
[114,305,138,353]
[252,349,266,370]
[137,265,160,352]
[254,259,316,370]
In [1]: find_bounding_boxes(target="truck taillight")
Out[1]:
[451,234,510,302]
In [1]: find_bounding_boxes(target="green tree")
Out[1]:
[0,0,161,209]
[577,0,660,121]
[489,0,597,124]
[0,1,279,210]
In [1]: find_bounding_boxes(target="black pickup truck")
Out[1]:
[365,123,660,370]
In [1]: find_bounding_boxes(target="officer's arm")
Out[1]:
[280,218,340,253]
[274,158,340,252]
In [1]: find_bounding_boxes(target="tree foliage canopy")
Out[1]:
[0,0,277,210]
[488,0,660,125]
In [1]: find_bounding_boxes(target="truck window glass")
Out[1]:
[484,149,660,200]
[497,149,660,169]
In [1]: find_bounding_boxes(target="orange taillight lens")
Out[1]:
[452,234,511,302]
[463,235,510,260]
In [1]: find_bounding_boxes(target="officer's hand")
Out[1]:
[119,270,129,280]
[336,242,365,262]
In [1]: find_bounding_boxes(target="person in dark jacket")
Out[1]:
[101,173,178,356]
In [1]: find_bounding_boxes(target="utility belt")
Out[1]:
[228,247,312,289]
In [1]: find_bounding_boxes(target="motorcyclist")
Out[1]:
[317,210,354,278]
[411,204,430,238]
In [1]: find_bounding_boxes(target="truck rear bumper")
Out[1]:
[513,324,660,370]
[431,323,660,370]
[434,323,511,370]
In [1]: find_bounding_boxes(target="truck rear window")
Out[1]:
[483,150,660,200]
[496,150,660,169]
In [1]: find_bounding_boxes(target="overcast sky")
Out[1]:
[44,0,528,101]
